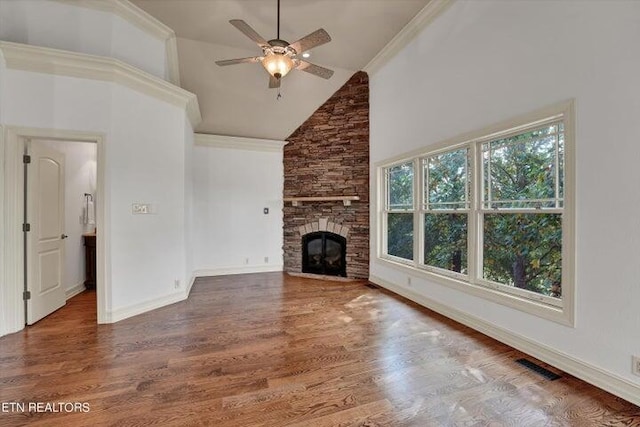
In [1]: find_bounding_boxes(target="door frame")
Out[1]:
[1,126,109,334]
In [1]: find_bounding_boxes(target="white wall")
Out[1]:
[108,84,187,309]
[0,0,167,81]
[192,145,284,273]
[183,118,195,285]
[0,51,4,121]
[0,54,6,336]
[40,140,97,296]
[0,67,190,319]
[370,0,640,387]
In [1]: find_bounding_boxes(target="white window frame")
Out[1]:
[418,146,471,282]
[377,100,575,326]
[476,119,565,308]
[382,160,417,265]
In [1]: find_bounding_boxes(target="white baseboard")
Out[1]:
[106,291,186,323]
[65,282,86,300]
[193,264,283,278]
[369,274,640,408]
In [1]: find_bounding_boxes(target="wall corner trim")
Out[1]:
[52,0,181,85]
[195,133,288,152]
[363,0,454,75]
[0,41,200,127]
[369,274,640,408]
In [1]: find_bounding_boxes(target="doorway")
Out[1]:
[0,127,106,335]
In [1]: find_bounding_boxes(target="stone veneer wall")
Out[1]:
[283,71,369,278]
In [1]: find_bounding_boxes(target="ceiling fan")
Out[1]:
[215,0,334,90]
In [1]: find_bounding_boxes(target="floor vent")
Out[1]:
[516,358,561,381]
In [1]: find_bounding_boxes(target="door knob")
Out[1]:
[61,234,68,239]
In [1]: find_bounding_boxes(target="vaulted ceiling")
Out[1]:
[133,0,430,140]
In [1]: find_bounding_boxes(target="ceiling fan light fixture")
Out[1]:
[261,53,294,79]
[216,0,334,90]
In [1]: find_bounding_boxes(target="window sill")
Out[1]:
[377,256,574,327]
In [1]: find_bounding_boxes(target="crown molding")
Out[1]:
[0,41,200,127]
[364,0,454,75]
[195,134,288,152]
[52,0,180,85]
[53,0,173,40]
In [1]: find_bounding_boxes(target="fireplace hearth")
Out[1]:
[302,231,347,277]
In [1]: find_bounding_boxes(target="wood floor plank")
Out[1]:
[0,272,638,426]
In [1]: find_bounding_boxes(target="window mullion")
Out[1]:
[486,143,492,209]
[414,158,421,268]
[554,129,560,209]
[421,157,428,268]
[384,168,390,211]
[424,158,429,211]
[465,150,470,210]
[381,168,389,257]
[469,143,480,284]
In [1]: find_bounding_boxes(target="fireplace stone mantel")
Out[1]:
[284,196,360,207]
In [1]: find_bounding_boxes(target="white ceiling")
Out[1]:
[133,0,430,140]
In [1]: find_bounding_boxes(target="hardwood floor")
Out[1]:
[0,272,638,426]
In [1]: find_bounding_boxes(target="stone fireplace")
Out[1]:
[283,72,369,279]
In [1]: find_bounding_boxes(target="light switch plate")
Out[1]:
[132,203,149,214]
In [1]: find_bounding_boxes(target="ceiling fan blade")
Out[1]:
[215,57,262,66]
[229,19,270,48]
[269,75,281,89]
[289,29,331,54]
[296,61,334,79]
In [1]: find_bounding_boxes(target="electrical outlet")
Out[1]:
[632,355,640,376]
[407,276,412,286]
[174,279,181,289]
[244,258,249,265]
[264,256,269,263]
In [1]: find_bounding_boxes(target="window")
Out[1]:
[379,102,574,324]
[384,162,414,261]
[480,123,564,305]
[422,148,470,276]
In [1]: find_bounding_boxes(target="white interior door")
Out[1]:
[27,142,66,325]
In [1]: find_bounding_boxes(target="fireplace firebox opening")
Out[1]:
[302,231,347,277]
